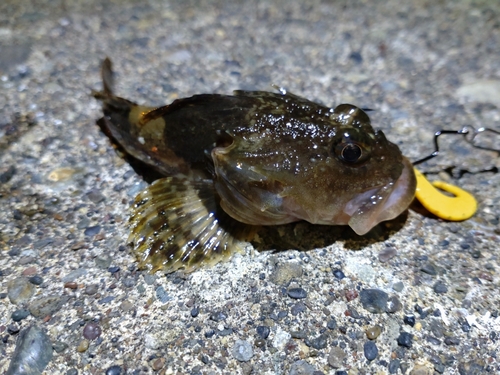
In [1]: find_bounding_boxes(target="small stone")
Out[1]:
[272,328,291,351]
[29,296,63,318]
[219,328,233,336]
[108,266,120,274]
[86,189,105,203]
[291,302,306,315]
[426,335,441,345]
[155,286,171,303]
[120,300,134,311]
[8,323,20,335]
[397,332,413,348]
[278,303,290,320]
[122,277,135,288]
[7,277,35,305]
[327,318,337,330]
[434,363,445,374]
[404,314,416,326]
[420,262,438,275]
[410,364,433,375]
[386,295,402,313]
[349,51,363,64]
[461,321,471,332]
[328,347,346,368]
[105,365,122,375]
[290,331,307,339]
[305,334,328,350]
[83,322,102,340]
[254,338,265,347]
[84,284,98,295]
[64,282,78,290]
[363,341,378,361]
[28,275,43,285]
[433,281,448,294]
[151,357,165,371]
[48,167,77,182]
[332,269,345,279]
[392,282,404,292]
[389,359,401,374]
[5,325,53,375]
[53,341,68,353]
[98,296,115,304]
[256,326,270,339]
[0,165,16,184]
[19,256,36,266]
[365,325,382,340]
[270,262,303,285]
[77,339,89,352]
[191,307,199,317]
[289,360,316,375]
[444,336,460,346]
[429,319,444,338]
[344,289,358,301]
[61,268,87,283]
[347,307,361,319]
[288,287,307,299]
[11,309,30,322]
[204,329,215,338]
[210,311,226,322]
[232,340,253,362]
[360,289,388,314]
[457,360,485,375]
[378,247,397,262]
[95,254,112,268]
[23,267,37,277]
[83,225,101,236]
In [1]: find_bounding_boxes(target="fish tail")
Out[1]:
[101,57,114,96]
[93,57,140,118]
[128,175,257,273]
[93,58,169,168]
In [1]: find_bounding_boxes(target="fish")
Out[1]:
[94,58,417,273]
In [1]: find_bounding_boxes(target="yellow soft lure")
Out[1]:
[414,168,477,221]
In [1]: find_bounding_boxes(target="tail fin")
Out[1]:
[92,57,115,101]
[101,57,114,96]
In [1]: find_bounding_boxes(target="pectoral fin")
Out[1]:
[128,176,256,273]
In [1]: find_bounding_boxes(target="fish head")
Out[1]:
[212,103,416,235]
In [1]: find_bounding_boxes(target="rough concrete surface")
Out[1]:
[0,1,499,374]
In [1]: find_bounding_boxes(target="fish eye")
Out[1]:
[340,143,362,163]
[333,140,370,165]
[331,129,372,165]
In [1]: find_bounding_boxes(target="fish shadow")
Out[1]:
[252,211,409,254]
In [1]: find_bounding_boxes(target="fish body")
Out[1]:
[95,58,416,272]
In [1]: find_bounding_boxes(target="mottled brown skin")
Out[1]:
[94,58,416,272]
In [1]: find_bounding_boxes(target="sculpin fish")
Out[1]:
[94,58,416,272]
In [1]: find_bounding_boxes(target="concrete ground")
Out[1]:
[0,1,499,374]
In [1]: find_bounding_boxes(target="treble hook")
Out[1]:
[410,125,499,221]
[412,125,500,166]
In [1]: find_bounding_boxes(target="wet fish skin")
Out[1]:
[94,58,416,272]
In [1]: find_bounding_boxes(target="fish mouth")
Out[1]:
[346,157,416,235]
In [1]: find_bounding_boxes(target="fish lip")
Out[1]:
[346,157,416,235]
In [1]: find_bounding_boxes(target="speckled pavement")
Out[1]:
[1,1,499,374]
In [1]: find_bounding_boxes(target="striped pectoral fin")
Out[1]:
[128,176,256,273]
